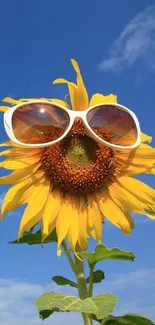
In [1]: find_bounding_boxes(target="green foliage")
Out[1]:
[35,292,118,320]
[9,229,58,245]
[79,244,135,267]
[101,314,155,325]
[52,276,77,288]
[86,270,105,284]
[52,270,105,289]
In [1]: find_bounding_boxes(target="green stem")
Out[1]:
[74,254,88,299]
[88,266,94,297]
[74,253,93,325]
[62,240,77,274]
[62,241,93,325]
[82,313,93,325]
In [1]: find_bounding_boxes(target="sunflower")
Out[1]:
[0,59,155,255]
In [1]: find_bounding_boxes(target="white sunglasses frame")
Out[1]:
[3,100,141,150]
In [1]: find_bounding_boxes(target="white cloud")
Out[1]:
[94,268,155,321]
[0,268,155,324]
[102,268,155,291]
[115,301,155,320]
[98,6,155,72]
[0,278,81,325]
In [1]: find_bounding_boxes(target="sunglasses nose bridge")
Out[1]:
[70,110,86,122]
[69,111,93,138]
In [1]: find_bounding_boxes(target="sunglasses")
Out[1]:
[3,100,141,150]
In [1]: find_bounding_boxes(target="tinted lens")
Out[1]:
[87,104,138,147]
[12,103,70,144]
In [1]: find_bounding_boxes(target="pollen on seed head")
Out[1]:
[41,120,116,196]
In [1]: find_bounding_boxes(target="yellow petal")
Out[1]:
[53,78,79,111]
[56,194,73,255]
[19,98,36,101]
[67,196,79,252]
[0,141,12,147]
[1,172,44,219]
[19,210,43,239]
[17,97,69,105]
[114,129,140,147]
[123,211,135,229]
[116,176,155,215]
[148,165,155,175]
[51,98,70,109]
[109,182,140,226]
[27,179,49,205]
[96,191,131,235]
[0,106,10,112]
[121,165,152,177]
[89,93,117,107]
[71,59,89,110]
[32,97,70,108]
[18,180,50,239]
[0,162,40,184]
[2,97,23,105]
[0,154,40,169]
[144,212,155,220]
[53,59,89,111]
[19,98,43,102]
[0,140,25,148]
[18,175,46,203]
[44,219,57,242]
[87,195,103,242]
[141,132,152,144]
[111,181,153,223]
[41,190,62,241]
[1,177,35,218]
[87,201,94,233]
[0,148,40,158]
[78,197,88,250]
[116,145,155,176]
[140,143,153,149]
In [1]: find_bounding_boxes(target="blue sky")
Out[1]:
[0,1,155,324]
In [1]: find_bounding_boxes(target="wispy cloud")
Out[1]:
[101,268,155,291]
[0,278,80,325]
[98,6,155,72]
[115,302,155,320]
[0,268,155,324]
[94,268,155,321]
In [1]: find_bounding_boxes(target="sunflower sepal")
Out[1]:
[79,243,135,267]
[35,292,118,321]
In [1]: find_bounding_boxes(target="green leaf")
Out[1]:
[52,276,77,288]
[52,270,105,289]
[86,270,105,284]
[35,292,118,320]
[79,244,135,267]
[39,308,70,320]
[9,229,58,245]
[101,314,155,325]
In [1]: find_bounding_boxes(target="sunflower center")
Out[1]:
[41,120,116,195]
[64,135,96,167]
